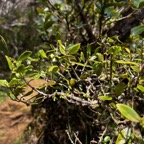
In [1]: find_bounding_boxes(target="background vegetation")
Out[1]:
[0,0,144,143]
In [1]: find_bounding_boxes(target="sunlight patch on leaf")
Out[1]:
[116,104,141,122]
[116,127,131,144]
[115,60,138,66]
[68,43,80,55]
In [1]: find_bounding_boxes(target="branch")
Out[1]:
[76,4,96,43]
[107,7,144,41]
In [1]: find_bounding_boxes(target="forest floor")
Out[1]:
[0,98,31,144]
[0,78,46,144]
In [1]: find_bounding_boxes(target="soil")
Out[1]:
[0,98,31,144]
[0,78,47,144]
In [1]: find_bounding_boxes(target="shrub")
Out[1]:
[1,0,144,143]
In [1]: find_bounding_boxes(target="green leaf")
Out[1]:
[15,85,26,96]
[48,65,59,73]
[55,32,61,40]
[66,55,77,61]
[108,37,114,43]
[116,127,131,144]
[125,48,130,54]
[105,2,125,8]
[92,63,103,76]
[25,65,33,71]
[46,80,56,87]
[108,46,122,55]
[27,72,41,79]
[38,49,47,58]
[9,92,16,100]
[87,44,91,55]
[0,80,9,87]
[11,72,20,79]
[23,90,33,97]
[130,65,139,73]
[105,7,120,17]
[116,104,141,122]
[9,78,21,87]
[72,62,91,67]
[137,85,144,92]
[80,52,85,62]
[58,40,66,55]
[115,60,138,66]
[115,82,125,96]
[89,55,96,61]
[5,55,14,70]
[99,96,112,101]
[68,43,80,55]
[28,57,39,62]
[96,53,104,61]
[44,20,54,30]
[104,136,110,143]
[139,117,144,126]
[18,51,32,62]
[132,0,144,8]
[17,64,25,73]
[36,7,43,13]
[0,35,8,54]
[139,1,144,8]
[131,25,144,36]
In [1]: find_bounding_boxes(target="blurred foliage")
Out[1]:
[0,90,7,103]
[1,0,144,143]
[0,0,40,70]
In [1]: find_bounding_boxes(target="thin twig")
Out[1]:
[98,124,108,143]
[73,132,82,144]
[22,77,48,97]
[66,130,75,144]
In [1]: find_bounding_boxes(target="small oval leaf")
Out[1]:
[5,55,14,70]
[17,64,25,73]
[9,92,16,100]
[104,136,110,143]
[0,80,9,87]
[36,7,43,13]
[18,51,32,62]
[38,49,47,58]
[116,104,141,122]
[46,80,56,87]
[115,82,125,96]
[96,53,104,61]
[115,60,138,66]
[27,72,41,79]
[23,90,33,97]
[0,35,8,54]
[99,96,112,101]
[108,46,122,55]
[137,85,144,92]
[68,43,80,55]
[131,25,144,36]
[9,78,21,87]
[49,65,59,73]
[44,21,55,30]
[105,7,120,17]
[58,40,66,55]
[125,48,130,54]
[92,63,103,76]
[80,52,85,62]
[139,1,144,8]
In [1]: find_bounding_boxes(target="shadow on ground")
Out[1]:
[0,98,31,144]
